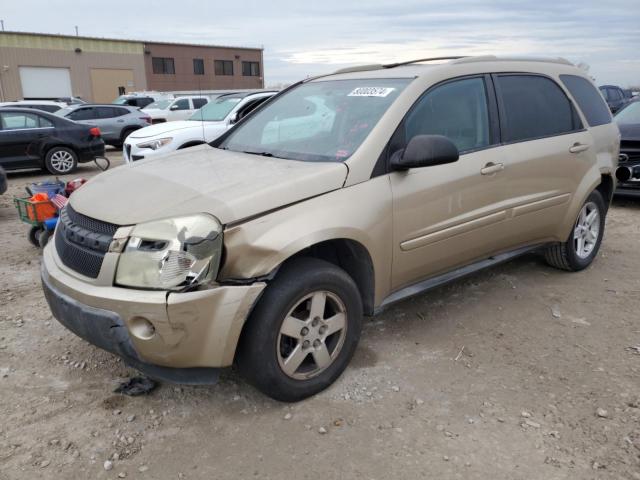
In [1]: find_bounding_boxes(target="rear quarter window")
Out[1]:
[562,76,612,127]
[496,74,582,143]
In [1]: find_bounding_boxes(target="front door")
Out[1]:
[167,98,192,121]
[390,76,511,291]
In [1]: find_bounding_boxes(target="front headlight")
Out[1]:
[114,214,223,290]
[136,137,172,150]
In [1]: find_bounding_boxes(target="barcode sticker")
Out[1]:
[348,87,395,97]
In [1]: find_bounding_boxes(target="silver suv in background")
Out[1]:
[56,104,151,148]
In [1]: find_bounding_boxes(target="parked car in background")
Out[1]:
[0,107,104,174]
[614,100,640,196]
[0,100,66,113]
[113,92,172,109]
[142,96,209,123]
[41,57,618,401]
[55,96,87,105]
[55,104,151,148]
[599,85,630,113]
[123,91,277,162]
[0,166,6,195]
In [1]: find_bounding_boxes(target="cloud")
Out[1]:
[2,0,639,86]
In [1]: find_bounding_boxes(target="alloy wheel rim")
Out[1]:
[50,150,75,173]
[277,290,348,380]
[574,201,600,259]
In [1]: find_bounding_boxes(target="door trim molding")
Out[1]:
[376,243,545,313]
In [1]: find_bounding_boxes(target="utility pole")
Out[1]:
[75,26,78,36]
[1,20,5,31]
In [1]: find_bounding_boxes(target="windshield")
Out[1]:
[218,78,411,162]
[615,102,640,125]
[112,96,127,104]
[145,100,172,110]
[190,96,243,121]
[55,107,75,117]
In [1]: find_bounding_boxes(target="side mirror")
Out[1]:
[170,104,179,111]
[228,112,239,124]
[390,134,459,171]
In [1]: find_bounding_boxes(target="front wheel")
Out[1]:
[544,190,606,271]
[237,257,363,402]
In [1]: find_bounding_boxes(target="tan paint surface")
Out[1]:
[90,68,134,103]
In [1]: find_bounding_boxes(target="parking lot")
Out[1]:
[0,149,637,479]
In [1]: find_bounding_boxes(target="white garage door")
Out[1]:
[19,67,72,99]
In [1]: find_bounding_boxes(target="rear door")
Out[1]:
[390,75,511,290]
[95,106,129,142]
[492,74,595,245]
[0,111,53,169]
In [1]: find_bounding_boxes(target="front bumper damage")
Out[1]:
[41,244,265,384]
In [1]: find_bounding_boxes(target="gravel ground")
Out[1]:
[1,149,639,479]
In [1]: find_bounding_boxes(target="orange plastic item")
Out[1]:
[27,192,56,222]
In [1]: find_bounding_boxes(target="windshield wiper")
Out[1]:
[242,150,274,157]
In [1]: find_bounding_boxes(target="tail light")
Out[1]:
[89,127,101,137]
[140,116,152,124]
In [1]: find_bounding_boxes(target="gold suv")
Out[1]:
[42,56,619,401]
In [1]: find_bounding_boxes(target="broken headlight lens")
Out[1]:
[115,214,223,290]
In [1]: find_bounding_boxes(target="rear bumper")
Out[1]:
[77,140,106,163]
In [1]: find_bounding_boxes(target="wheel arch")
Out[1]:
[178,140,206,150]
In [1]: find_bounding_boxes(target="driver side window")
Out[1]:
[404,77,490,153]
[173,99,191,110]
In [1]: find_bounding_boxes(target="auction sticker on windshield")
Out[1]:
[348,87,395,97]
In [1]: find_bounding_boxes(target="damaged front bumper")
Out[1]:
[41,244,265,384]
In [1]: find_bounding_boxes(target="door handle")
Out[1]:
[117,119,125,123]
[569,143,590,154]
[480,162,504,175]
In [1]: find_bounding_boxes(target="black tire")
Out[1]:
[119,127,138,146]
[38,229,52,248]
[28,226,42,248]
[237,257,363,402]
[44,146,78,175]
[544,190,606,271]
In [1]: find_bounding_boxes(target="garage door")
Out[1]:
[19,67,72,99]
[90,69,135,104]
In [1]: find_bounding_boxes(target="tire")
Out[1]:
[45,146,78,175]
[544,190,606,271]
[119,127,137,146]
[237,257,363,402]
[28,226,42,248]
[38,229,52,248]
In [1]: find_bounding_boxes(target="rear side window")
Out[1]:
[192,98,208,109]
[173,99,191,110]
[0,112,39,129]
[496,75,582,143]
[404,77,491,153]
[68,108,96,120]
[561,75,612,127]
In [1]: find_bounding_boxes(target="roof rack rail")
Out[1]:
[452,55,573,66]
[332,64,385,74]
[382,56,467,68]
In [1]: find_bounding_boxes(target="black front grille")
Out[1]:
[620,150,640,163]
[55,206,119,278]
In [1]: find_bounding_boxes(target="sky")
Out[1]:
[2,0,639,87]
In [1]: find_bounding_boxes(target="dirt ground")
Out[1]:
[0,149,639,480]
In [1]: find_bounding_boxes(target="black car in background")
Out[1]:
[0,108,105,175]
[0,166,7,195]
[614,100,640,196]
[599,84,630,113]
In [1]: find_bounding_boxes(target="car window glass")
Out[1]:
[238,97,270,119]
[97,107,117,119]
[404,77,490,153]
[560,75,612,127]
[0,112,40,129]
[615,102,640,125]
[38,116,54,128]
[497,75,581,142]
[174,99,190,110]
[192,98,208,109]
[68,108,96,120]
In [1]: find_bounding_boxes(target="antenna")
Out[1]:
[75,26,78,36]
[1,20,5,32]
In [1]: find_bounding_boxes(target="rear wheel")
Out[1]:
[45,147,77,175]
[28,226,42,247]
[117,127,138,147]
[544,190,606,271]
[237,257,363,402]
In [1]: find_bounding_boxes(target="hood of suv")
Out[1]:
[128,121,211,139]
[69,145,348,225]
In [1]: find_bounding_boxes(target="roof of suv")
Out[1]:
[314,55,576,81]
